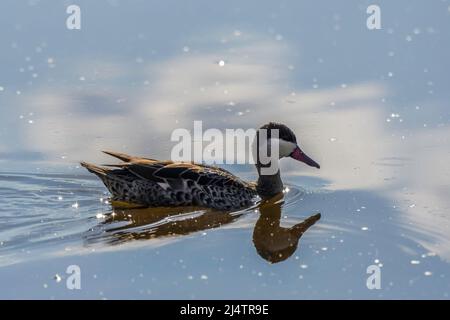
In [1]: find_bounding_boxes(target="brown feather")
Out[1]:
[80,161,109,176]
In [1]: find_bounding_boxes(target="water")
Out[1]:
[1,0,450,299]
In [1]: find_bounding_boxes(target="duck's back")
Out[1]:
[81,151,257,210]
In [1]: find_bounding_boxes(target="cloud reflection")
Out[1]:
[3,30,450,264]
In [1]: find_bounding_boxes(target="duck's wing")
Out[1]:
[102,150,252,189]
[125,162,251,189]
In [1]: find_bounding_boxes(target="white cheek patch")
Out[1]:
[253,138,297,162]
[278,139,297,158]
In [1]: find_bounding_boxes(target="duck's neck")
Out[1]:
[256,164,283,199]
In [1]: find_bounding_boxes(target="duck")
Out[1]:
[80,122,320,211]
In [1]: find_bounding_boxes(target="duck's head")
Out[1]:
[256,122,320,169]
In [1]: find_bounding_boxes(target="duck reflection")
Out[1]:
[90,205,244,244]
[254,194,321,263]
[86,195,320,263]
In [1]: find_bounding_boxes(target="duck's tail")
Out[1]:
[101,150,134,162]
[80,161,109,177]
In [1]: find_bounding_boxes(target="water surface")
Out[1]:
[0,0,449,299]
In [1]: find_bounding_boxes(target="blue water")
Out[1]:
[0,0,450,299]
[1,172,449,299]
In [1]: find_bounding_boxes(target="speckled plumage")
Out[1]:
[81,151,258,211]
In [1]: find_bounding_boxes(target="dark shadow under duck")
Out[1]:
[81,122,320,211]
[85,193,321,264]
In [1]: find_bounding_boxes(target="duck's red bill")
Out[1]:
[290,147,320,169]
